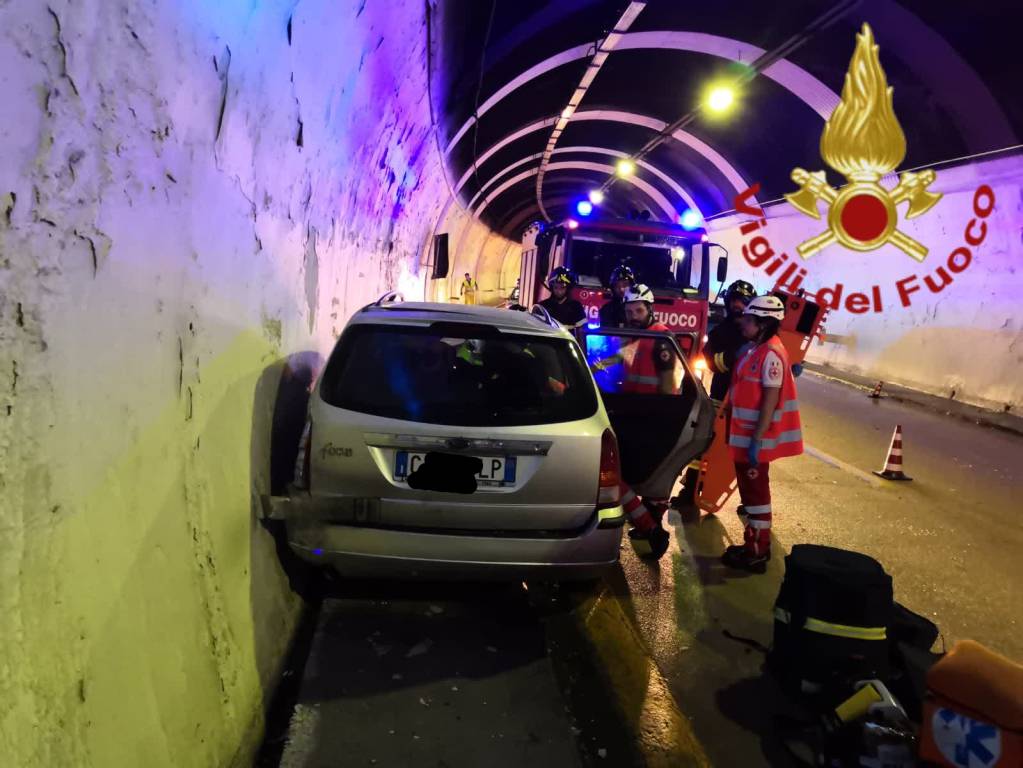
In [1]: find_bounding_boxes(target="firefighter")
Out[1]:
[704,279,756,401]
[598,264,636,328]
[618,284,674,559]
[538,267,587,328]
[460,272,478,305]
[620,284,676,394]
[721,294,803,573]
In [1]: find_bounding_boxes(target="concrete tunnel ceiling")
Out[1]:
[436,0,1022,241]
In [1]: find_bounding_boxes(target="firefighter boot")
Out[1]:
[721,544,770,574]
[629,524,670,560]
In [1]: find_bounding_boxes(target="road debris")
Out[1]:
[406,639,433,658]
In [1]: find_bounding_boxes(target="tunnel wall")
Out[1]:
[426,200,519,305]
[707,154,1023,413]
[0,1,510,766]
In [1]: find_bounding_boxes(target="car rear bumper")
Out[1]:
[281,510,623,581]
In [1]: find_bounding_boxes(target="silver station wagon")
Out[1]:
[269,294,713,580]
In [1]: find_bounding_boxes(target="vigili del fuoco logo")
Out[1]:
[732,23,995,314]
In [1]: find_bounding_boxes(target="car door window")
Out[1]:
[584,332,685,396]
[580,328,712,498]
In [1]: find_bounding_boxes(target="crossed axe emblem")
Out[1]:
[785,168,942,262]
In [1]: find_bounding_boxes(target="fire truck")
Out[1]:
[518,217,729,359]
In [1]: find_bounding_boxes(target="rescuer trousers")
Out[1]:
[619,482,656,532]
[734,461,772,556]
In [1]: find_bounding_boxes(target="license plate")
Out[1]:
[394,452,516,486]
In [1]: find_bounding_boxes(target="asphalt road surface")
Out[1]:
[271,580,644,768]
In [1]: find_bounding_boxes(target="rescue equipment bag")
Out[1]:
[886,601,942,721]
[770,545,893,694]
[919,640,1023,768]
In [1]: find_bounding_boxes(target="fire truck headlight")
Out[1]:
[694,357,708,372]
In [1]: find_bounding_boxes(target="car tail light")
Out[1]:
[597,429,621,508]
[294,420,312,490]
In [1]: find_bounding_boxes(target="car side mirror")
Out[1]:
[716,253,728,283]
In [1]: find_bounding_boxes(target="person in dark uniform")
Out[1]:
[538,267,587,328]
[704,279,756,401]
[598,264,635,329]
[672,279,755,509]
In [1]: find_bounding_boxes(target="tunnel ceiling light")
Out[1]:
[616,159,636,177]
[588,189,605,205]
[679,208,703,230]
[576,200,594,216]
[707,86,736,113]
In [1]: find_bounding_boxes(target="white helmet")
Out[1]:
[743,295,786,321]
[623,283,654,305]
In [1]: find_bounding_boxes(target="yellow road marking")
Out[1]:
[577,587,711,768]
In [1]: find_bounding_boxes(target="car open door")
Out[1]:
[578,326,715,499]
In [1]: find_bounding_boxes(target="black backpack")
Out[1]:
[769,545,894,696]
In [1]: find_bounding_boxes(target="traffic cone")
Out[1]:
[873,425,912,481]
[868,380,884,399]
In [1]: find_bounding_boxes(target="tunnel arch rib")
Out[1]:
[468,146,703,220]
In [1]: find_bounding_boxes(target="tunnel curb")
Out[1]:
[573,585,712,768]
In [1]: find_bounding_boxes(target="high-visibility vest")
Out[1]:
[623,322,671,394]
[727,335,803,463]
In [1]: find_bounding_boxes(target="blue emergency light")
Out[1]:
[679,208,703,230]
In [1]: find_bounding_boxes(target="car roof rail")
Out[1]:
[362,290,405,312]
[529,304,560,329]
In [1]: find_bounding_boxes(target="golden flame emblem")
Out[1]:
[785,24,942,261]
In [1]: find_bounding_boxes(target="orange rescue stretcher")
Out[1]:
[692,289,828,515]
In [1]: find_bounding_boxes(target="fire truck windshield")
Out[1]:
[567,237,695,295]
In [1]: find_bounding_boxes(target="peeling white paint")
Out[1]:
[0,0,510,765]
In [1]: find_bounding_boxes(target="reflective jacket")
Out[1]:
[623,322,673,394]
[727,335,803,462]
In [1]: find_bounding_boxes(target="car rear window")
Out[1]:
[319,323,598,427]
